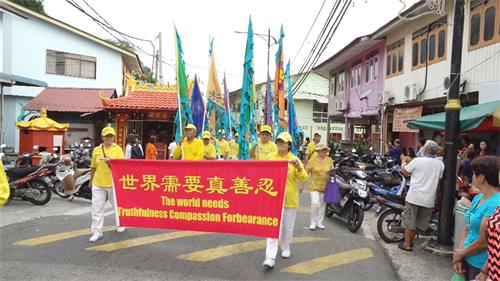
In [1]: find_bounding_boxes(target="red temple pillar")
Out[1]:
[115,113,128,149]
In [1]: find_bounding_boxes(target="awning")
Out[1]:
[0,72,48,87]
[24,87,115,113]
[407,100,500,132]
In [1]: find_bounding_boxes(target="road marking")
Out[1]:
[361,223,375,240]
[86,231,207,252]
[280,248,374,275]
[178,236,328,262]
[14,226,116,246]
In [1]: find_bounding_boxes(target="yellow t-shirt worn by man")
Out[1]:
[173,138,204,160]
[227,140,239,159]
[252,141,278,160]
[216,139,228,158]
[265,151,308,208]
[306,157,334,193]
[203,143,216,159]
[91,144,124,188]
[306,142,318,159]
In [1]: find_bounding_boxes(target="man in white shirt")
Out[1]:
[399,140,444,251]
[168,139,177,160]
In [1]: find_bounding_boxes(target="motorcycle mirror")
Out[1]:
[53,147,58,151]
[369,146,373,151]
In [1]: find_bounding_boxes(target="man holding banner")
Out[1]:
[202,131,216,160]
[173,124,204,160]
[263,132,308,268]
[250,125,277,160]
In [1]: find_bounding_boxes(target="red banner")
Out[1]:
[110,160,288,238]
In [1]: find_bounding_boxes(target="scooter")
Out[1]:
[325,171,368,233]
[55,155,92,201]
[4,164,55,205]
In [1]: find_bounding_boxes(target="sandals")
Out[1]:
[398,242,413,252]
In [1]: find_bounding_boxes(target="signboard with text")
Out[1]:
[110,160,288,238]
[393,106,423,133]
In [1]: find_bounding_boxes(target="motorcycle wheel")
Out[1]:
[52,180,70,199]
[347,202,364,233]
[325,204,334,217]
[26,180,52,205]
[377,208,405,243]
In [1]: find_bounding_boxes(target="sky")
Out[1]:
[44,0,420,91]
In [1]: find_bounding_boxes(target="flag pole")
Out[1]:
[174,24,184,160]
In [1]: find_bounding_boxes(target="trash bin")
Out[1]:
[454,204,468,250]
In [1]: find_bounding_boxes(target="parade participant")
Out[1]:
[227,132,239,160]
[306,143,333,230]
[173,124,204,160]
[305,132,321,164]
[89,127,125,242]
[146,135,158,160]
[453,156,500,280]
[399,140,444,251]
[216,132,229,160]
[250,125,277,160]
[202,131,216,160]
[263,132,308,268]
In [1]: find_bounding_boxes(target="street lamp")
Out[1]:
[235,29,278,125]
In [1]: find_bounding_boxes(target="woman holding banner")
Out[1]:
[89,127,125,242]
[306,143,333,230]
[263,132,308,268]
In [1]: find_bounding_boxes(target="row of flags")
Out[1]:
[173,18,302,159]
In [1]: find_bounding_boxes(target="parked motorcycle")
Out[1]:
[55,155,92,201]
[325,172,367,233]
[4,164,54,205]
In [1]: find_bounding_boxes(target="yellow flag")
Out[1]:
[206,53,224,108]
[0,162,10,207]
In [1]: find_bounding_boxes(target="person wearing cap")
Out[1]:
[216,132,229,160]
[89,127,125,242]
[306,143,334,230]
[227,132,239,160]
[173,124,204,160]
[262,132,308,269]
[250,125,277,160]
[305,132,321,164]
[202,131,216,160]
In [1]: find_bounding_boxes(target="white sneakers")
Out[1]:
[116,227,126,233]
[309,224,317,230]
[89,232,103,242]
[262,259,275,268]
[281,249,291,258]
[317,224,325,230]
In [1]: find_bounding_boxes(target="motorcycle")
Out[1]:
[55,155,92,201]
[325,171,368,233]
[4,164,54,205]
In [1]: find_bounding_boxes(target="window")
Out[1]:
[412,17,447,69]
[468,0,500,51]
[386,38,404,78]
[331,76,337,96]
[338,72,345,93]
[373,57,378,80]
[365,62,370,83]
[46,50,96,79]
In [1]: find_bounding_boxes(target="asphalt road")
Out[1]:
[0,195,398,281]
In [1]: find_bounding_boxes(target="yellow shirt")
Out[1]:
[266,151,308,208]
[0,162,10,207]
[173,138,204,160]
[306,156,334,193]
[227,140,239,159]
[216,139,228,157]
[91,144,124,188]
[203,143,216,159]
[252,141,278,160]
[306,142,318,158]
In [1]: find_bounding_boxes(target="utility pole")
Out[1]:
[439,0,464,245]
[157,32,164,84]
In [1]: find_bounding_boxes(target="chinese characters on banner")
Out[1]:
[110,160,289,238]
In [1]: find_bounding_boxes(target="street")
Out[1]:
[0,194,397,281]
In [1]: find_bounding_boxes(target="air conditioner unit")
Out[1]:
[380,91,394,105]
[404,84,418,102]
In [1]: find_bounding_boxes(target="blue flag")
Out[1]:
[190,76,204,137]
[286,61,301,156]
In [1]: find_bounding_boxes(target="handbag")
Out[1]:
[450,273,465,281]
[324,177,340,205]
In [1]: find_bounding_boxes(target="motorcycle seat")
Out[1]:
[6,165,41,181]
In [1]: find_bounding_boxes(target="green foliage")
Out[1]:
[353,143,367,156]
[11,0,45,14]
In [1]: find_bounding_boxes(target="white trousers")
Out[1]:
[265,208,297,260]
[310,191,326,227]
[91,185,116,234]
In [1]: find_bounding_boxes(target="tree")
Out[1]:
[11,0,45,14]
[106,39,155,83]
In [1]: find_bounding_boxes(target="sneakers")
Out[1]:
[262,259,275,268]
[116,227,126,233]
[317,224,325,230]
[281,249,291,258]
[309,224,317,230]
[89,232,103,242]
